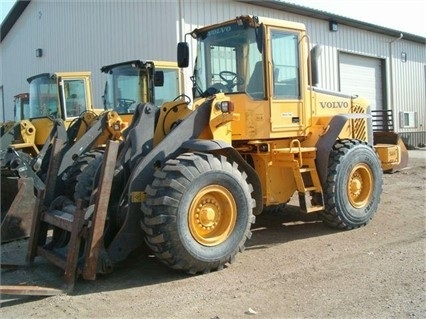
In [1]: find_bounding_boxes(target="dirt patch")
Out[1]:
[1,156,425,319]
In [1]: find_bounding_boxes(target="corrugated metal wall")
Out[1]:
[1,0,181,112]
[1,0,425,145]
[391,39,425,145]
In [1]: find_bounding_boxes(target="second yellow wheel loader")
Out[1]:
[1,72,99,155]
[1,72,100,242]
[1,61,182,244]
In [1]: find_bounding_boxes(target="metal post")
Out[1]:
[388,33,403,114]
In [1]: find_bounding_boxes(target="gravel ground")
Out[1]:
[1,150,425,319]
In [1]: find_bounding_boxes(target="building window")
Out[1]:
[399,111,417,128]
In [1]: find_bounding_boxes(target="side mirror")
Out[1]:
[154,71,164,87]
[255,23,264,53]
[102,82,107,109]
[177,42,190,68]
[310,45,323,87]
[311,44,323,59]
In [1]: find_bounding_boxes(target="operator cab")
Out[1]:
[27,73,91,121]
[101,60,182,114]
[178,15,307,139]
[13,93,30,122]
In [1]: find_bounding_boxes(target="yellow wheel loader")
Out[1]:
[1,72,99,155]
[102,60,183,113]
[0,93,29,137]
[0,61,182,244]
[1,72,101,242]
[4,16,407,294]
[61,60,183,200]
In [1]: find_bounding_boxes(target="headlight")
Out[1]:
[215,101,234,113]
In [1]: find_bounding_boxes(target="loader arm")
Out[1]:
[47,110,128,205]
[106,98,215,262]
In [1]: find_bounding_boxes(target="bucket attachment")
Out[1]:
[374,131,409,173]
[1,177,36,243]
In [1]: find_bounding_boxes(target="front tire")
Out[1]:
[71,149,105,201]
[141,152,256,274]
[320,139,383,230]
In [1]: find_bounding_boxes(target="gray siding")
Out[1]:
[1,0,180,112]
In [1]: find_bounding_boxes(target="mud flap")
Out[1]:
[1,177,36,243]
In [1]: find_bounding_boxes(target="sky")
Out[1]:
[0,0,425,37]
[0,0,16,22]
[287,0,426,37]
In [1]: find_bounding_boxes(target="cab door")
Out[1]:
[268,29,304,135]
[58,76,90,120]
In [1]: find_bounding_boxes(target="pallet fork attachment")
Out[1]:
[0,138,119,295]
[0,285,63,296]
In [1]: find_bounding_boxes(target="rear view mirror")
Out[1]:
[255,23,264,53]
[177,42,190,68]
[310,45,323,87]
[154,71,164,87]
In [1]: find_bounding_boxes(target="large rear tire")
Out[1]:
[320,139,383,229]
[141,152,256,274]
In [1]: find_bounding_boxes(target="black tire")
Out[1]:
[141,152,256,274]
[320,139,383,230]
[37,147,52,182]
[73,150,105,202]
[44,150,105,248]
[262,202,288,215]
[72,150,126,242]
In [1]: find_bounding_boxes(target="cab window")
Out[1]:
[271,31,300,99]
[63,79,88,117]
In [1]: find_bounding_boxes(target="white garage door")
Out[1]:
[339,53,383,111]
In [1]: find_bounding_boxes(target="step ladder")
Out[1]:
[26,138,119,292]
[295,164,325,213]
[274,139,325,213]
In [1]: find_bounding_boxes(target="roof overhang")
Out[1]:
[1,0,31,42]
[236,0,425,44]
[1,0,425,44]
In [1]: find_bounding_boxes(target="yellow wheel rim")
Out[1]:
[347,163,373,208]
[188,185,237,246]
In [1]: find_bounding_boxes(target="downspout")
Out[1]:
[178,0,186,96]
[388,33,403,114]
[1,86,4,122]
[178,0,184,41]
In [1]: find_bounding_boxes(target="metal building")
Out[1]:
[1,0,425,147]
